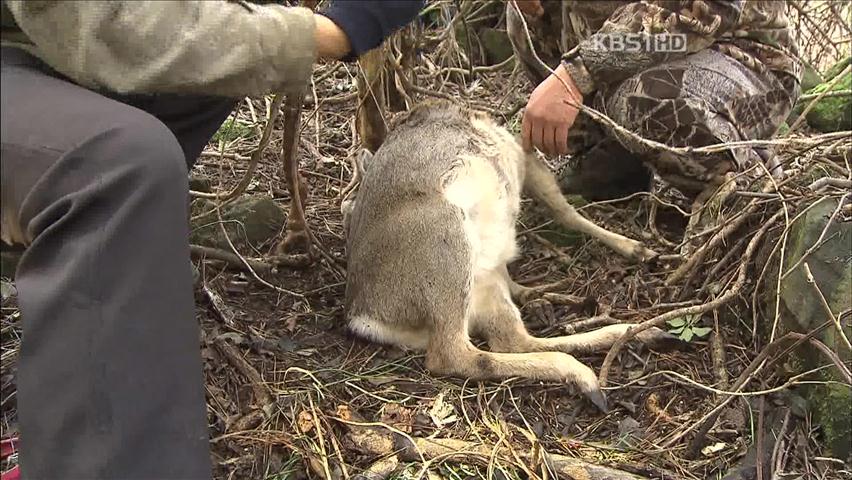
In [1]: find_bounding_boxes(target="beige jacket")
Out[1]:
[1,0,318,97]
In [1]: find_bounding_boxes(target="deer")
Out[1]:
[341,101,676,411]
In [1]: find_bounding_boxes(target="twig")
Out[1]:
[709,330,729,389]
[677,326,841,455]
[756,396,766,480]
[215,337,275,417]
[808,177,852,192]
[599,208,785,387]
[782,193,849,279]
[563,315,619,335]
[191,95,284,201]
[789,65,851,133]
[796,89,852,102]
[770,409,793,476]
[803,261,852,352]
[342,418,650,480]
[190,244,311,272]
[667,180,773,285]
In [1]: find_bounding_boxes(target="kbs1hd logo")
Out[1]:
[590,33,687,53]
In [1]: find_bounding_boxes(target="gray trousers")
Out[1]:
[1,47,237,479]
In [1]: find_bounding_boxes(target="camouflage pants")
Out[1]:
[512,11,801,200]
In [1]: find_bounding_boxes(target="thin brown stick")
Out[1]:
[679,326,842,455]
[190,244,311,272]
[804,262,852,352]
[666,180,774,285]
[215,337,275,416]
[789,65,852,133]
[191,95,284,201]
[599,208,785,387]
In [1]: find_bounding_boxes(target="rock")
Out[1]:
[190,195,286,251]
[762,196,852,461]
[801,61,824,93]
[189,175,213,193]
[212,118,256,143]
[823,56,851,82]
[479,28,513,65]
[804,69,851,132]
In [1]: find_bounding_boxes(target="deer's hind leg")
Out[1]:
[476,267,680,358]
[423,275,607,411]
[522,152,658,263]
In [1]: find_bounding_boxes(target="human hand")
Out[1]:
[521,64,583,156]
[513,0,544,17]
[320,1,424,59]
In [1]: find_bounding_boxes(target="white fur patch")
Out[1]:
[348,314,431,351]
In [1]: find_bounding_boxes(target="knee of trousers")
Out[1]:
[12,110,190,246]
[100,111,189,192]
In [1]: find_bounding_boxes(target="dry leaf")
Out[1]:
[298,410,315,433]
[428,391,458,428]
[701,442,727,457]
[380,403,413,433]
[336,405,353,422]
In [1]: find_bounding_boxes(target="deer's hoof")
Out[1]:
[277,229,310,254]
[583,385,609,413]
[636,327,688,351]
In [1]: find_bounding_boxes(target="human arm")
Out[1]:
[5,0,420,98]
[521,0,743,154]
[4,1,328,97]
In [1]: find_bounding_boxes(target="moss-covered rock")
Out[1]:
[763,196,852,461]
[212,118,256,144]
[189,175,213,193]
[804,64,851,133]
[824,56,851,82]
[479,28,513,65]
[190,195,286,251]
[801,61,824,93]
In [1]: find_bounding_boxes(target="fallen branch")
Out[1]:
[215,337,276,419]
[190,244,311,272]
[804,262,852,352]
[599,208,785,387]
[666,180,773,285]
[341,419,652,480]
[807,177,852,192]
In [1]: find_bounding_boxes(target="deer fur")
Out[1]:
[342,101,669,411]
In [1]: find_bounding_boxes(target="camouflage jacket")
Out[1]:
[0,1,316,97]
[554,0,802,96]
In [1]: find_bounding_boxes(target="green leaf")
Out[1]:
[679,328,695,342]
[667,318,686,328]
[668,326,685,335]
[691,326,712,338]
